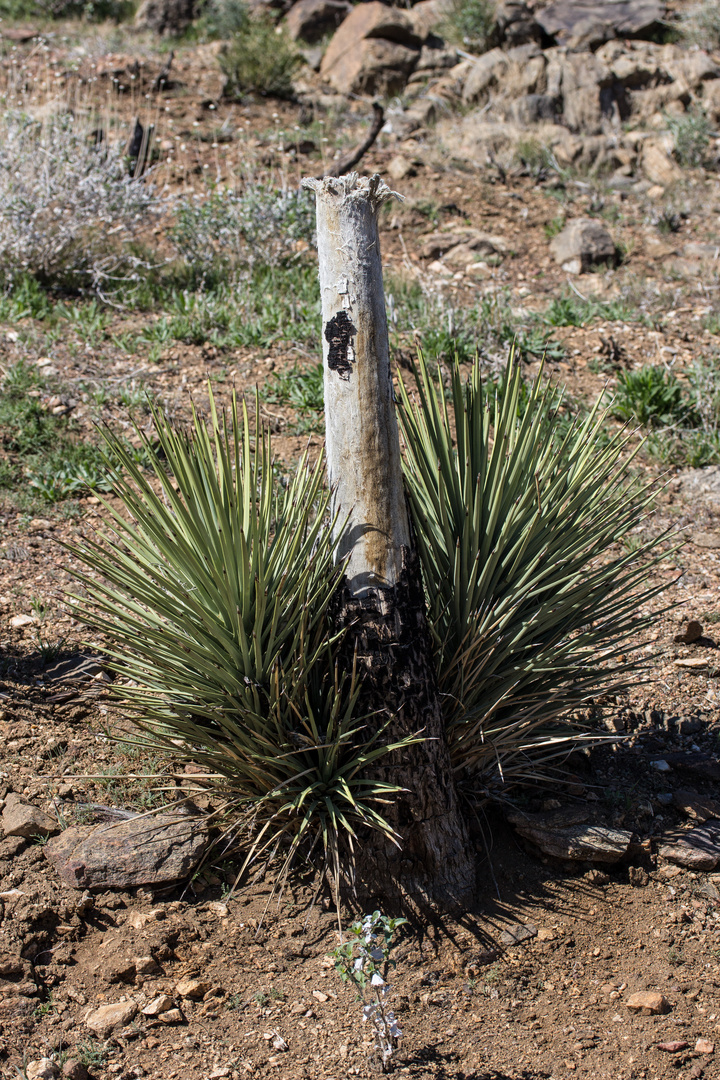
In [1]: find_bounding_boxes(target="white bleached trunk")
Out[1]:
[302,173,475,908]
[301,172,409,595]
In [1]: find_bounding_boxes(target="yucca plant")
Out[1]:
[67,391,411,891]
[398,352,671,795]
[67,352,672,900]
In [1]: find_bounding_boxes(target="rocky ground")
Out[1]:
[2,0,720,1077]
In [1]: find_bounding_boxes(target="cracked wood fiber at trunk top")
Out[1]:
[302,173,410,596]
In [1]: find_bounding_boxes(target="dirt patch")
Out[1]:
[1,20,720,1080]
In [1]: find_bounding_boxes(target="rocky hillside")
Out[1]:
[270,0,720,191]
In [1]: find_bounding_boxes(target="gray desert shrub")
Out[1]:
[680,0,720,49]
[172,184,315,279]
[0,112,157,293]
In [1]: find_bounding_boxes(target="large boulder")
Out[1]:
[324,39,420,95]
[406,0,454,40]
[134,0,195,35]
[558,49,613,133]
[285,0,351,43]
[536,0,665,44]
[658,822,720,871]
[463,47,509,103]
[85,1001,138,1039]
[596,39,719,93]
[494,0,543,46]
[320,1,423,94]
[642,140,683,186]
[549,217,616,273]
[463,42,546,105]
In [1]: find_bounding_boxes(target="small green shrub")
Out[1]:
[220,15,302,99]
[515,140,559,180]
[514,327,565,363]
[544,293,634,328]
[28,461,113,503]
[136,264,320,351]
[57,300,109,345]
[641,356,720,466]
[387,281,482,365]
[74,1039,108,1070]
[386,280,565,367]
[544,295,588,328]
[667,106,713,169]
[648,429,720,468]
[261,362,324,413]
[613,365,690,427]
[0,359,111,502]
[0,360,56,456]
[440,0,494,52]
[0,275,53,322]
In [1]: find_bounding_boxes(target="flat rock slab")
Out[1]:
[673,790,720,823]
[677,466,720,511]
[626,991,671,1015]
[85,1000,137,1038]
[41,653,105,685]
[175,977,211,999]
[44,812,208,889]
[507,807,631,863]
[499,922,537,946]
[2,798,59,839]
[536,0,665,39]
[693,531,720,549]
[658,821,720,871]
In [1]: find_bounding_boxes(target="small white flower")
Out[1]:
[371,973,385,987]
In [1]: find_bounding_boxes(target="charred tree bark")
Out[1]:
[302,173,475,909]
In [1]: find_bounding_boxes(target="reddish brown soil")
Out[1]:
[1,28,720,1080]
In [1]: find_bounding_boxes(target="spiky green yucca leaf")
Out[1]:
[67,390,410,882]
[398,353,671,790]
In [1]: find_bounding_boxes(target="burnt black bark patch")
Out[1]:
[325,310,356,380]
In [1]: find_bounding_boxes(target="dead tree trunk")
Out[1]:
[302,173,475,909]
